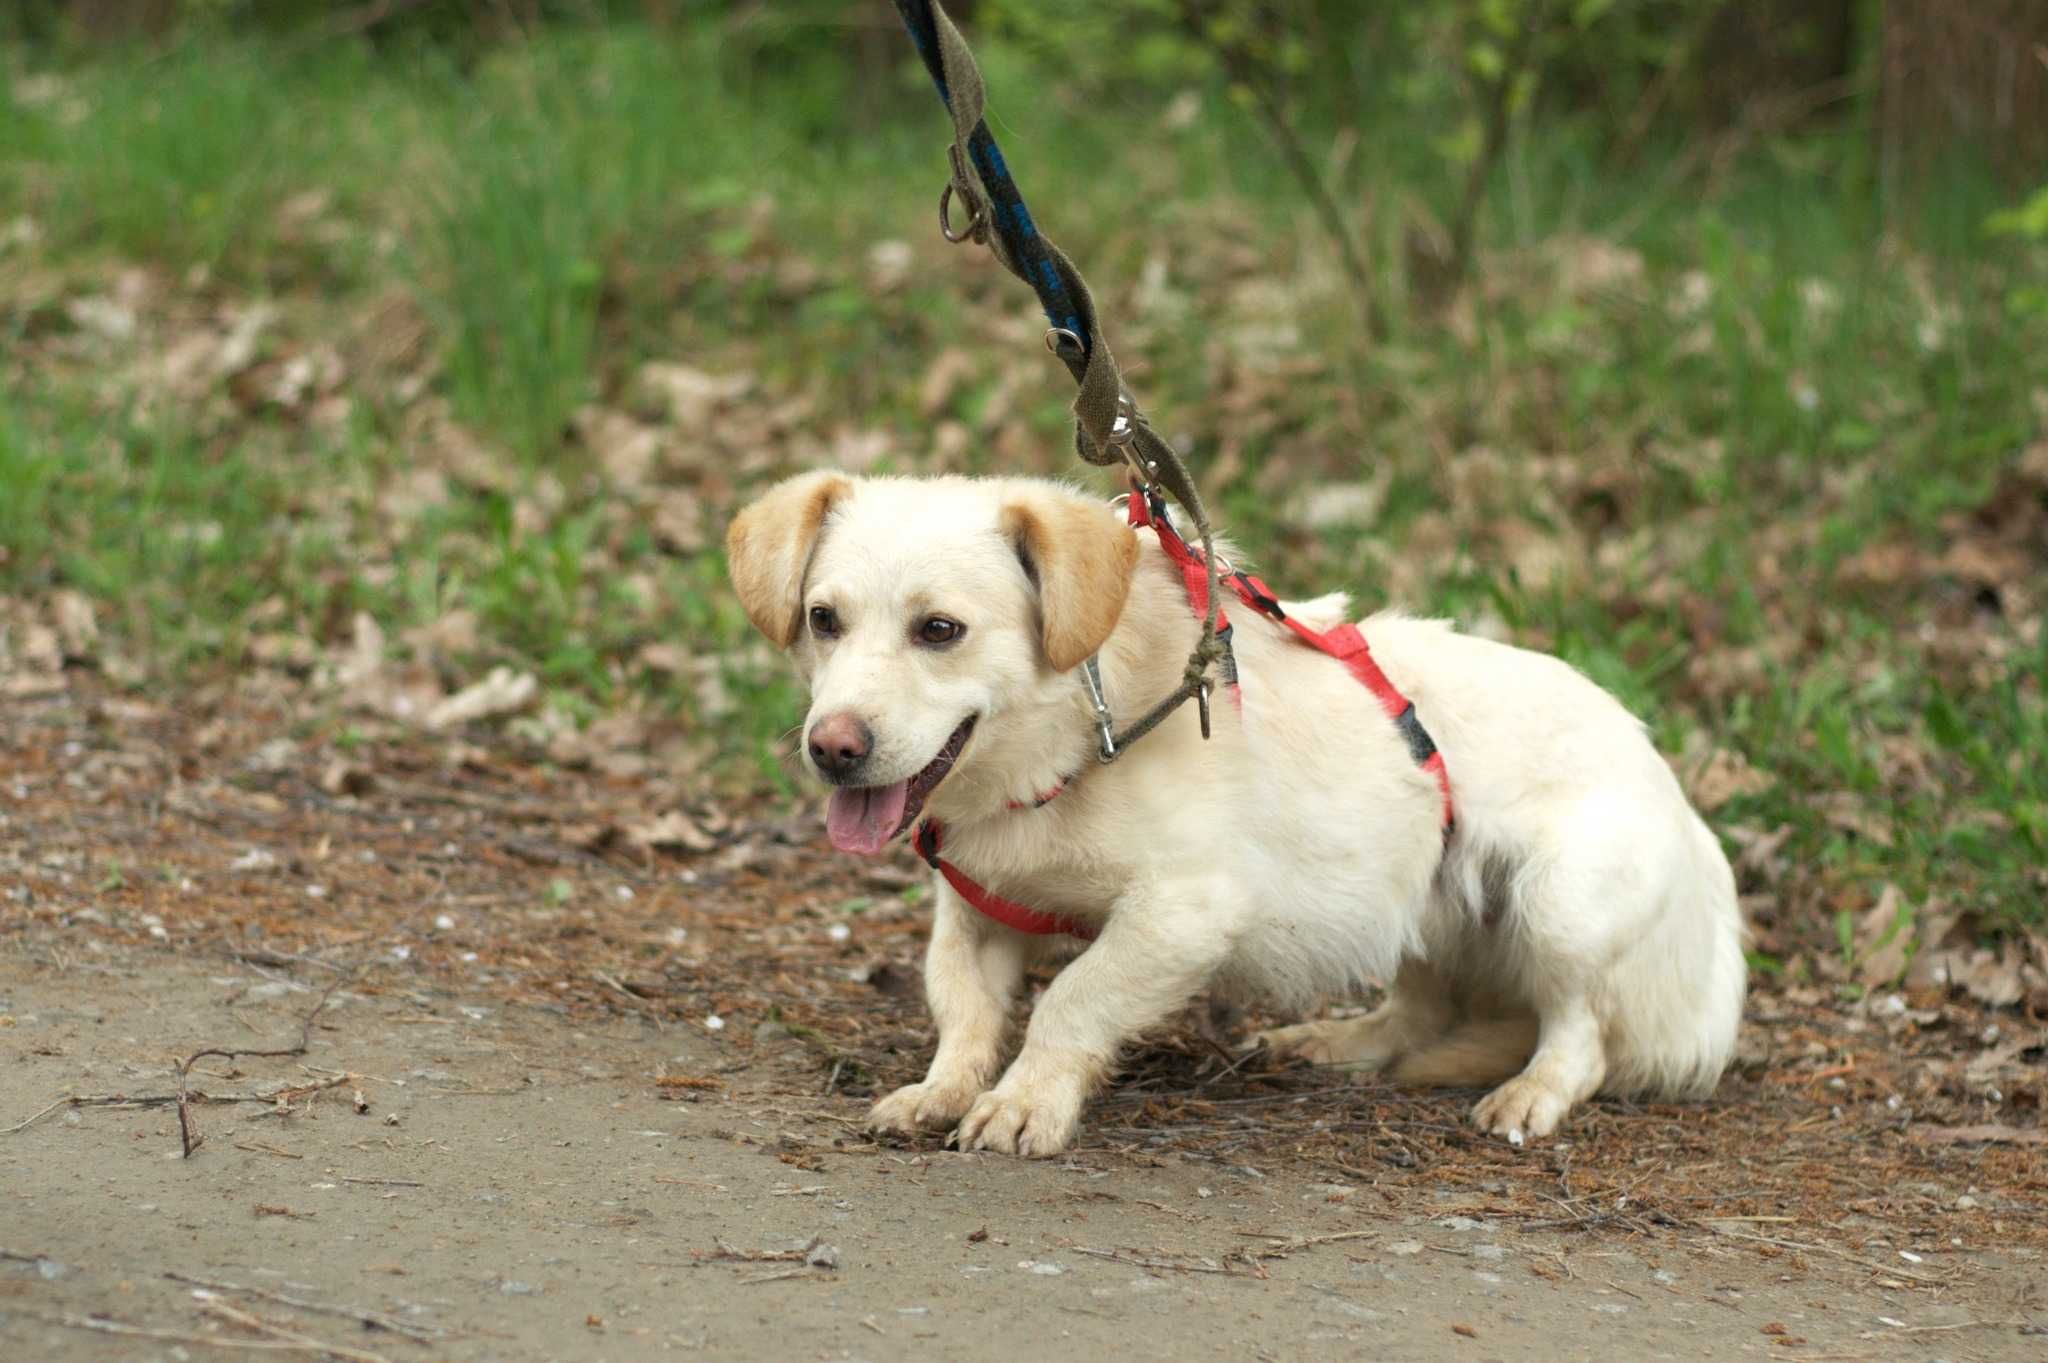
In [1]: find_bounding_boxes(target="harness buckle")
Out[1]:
[1080,655,1117,763]
[938,144,987,244]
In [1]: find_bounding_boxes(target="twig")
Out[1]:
[164,1272,444,1342]
[1702,1226,1945,1284]
[339,1176,424,1188]
[18,1309,393,1361]
[1174,2,1381,343]
[1,1097,67,1136]
[177,974,351,1158]
[233,1141,304,1160]
[736,1267,818,1285]
[1070,1247,1240,1275]
[1447,0,1555,289]
[1866,1318,2021,1335]
[197,1296,398,1363]
[1231,1228,1377,1252]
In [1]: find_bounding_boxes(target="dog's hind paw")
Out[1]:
[953,1077,1083,1158]
[868,1078,982,1135]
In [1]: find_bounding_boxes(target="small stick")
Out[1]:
[339,1176,424,1188]
[735,1267,817,1284]
[1,1098,67,1136]
[166,1271,443,1342]
[1070,1247,1239,1275]
[1703,1226,1944,1285]
[198,1296,398,1363]
[18,1309,391,1361]
[178,975,351,1158]
[1232,1228,1377,1249]
[233,1141,304,1160]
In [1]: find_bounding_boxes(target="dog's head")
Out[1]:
[725,474,1137,853]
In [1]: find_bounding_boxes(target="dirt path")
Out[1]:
[3,686,2045,1361]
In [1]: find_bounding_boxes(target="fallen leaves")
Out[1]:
[1677,735,1777,812]
[424,667,538,731]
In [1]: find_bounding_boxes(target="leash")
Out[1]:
[916,487,1455,941]
[890,0,1227,755]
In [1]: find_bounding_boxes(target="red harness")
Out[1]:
[914,490,1453,940]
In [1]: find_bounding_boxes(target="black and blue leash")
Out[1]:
[888,0,1229,754]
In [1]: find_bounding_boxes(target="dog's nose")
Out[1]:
[806,712,873,781]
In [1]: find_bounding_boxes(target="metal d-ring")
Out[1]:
[1044,327,1085,363]
[939,144,986,244]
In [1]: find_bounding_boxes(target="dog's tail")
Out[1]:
[1388,1017,1538,1088]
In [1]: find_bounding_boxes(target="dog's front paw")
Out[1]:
[1471,1074,1572,1146]
[869,1077,982,1135]
[953,1077,1084,1158]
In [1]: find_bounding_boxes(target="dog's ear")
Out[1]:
[725,472,853,647]
[1000,486,1139,672]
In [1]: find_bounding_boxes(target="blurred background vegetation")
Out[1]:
[1,1,2043,970]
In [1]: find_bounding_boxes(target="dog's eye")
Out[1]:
[916,616,964,647]
[808,605,839,639]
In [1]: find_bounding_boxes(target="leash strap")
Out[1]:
[890,0,1227,752]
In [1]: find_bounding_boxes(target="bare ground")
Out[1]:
[3,683,2045,1362]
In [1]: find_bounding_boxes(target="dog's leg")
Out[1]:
[1470,994,1605,1144]
[869,886,1026,1135]
[1253,958,1457,1071]
[955,878,1238,1158]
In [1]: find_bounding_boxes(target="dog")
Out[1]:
[725,472,1745,1157]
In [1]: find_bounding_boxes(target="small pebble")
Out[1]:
[703,1015,725,1032]
[827,923,851,943]
[434,913,456,931]
[498,1280,538,1295]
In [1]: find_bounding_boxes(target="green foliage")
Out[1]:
[0,8,2043,932]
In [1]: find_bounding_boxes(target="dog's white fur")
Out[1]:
[727,473,1746,1157]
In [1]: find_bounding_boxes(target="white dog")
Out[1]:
[726,472,1745,1157]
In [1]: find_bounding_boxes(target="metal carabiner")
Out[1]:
[1080,655,1117,762]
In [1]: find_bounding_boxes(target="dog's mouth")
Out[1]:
[823,716,976,856]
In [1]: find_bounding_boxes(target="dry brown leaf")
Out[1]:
[47,590,98,661]
[1853,884,1912,987]
[652,491,706,553]
[574,405,662,491]
[425,667,538,731]
[1677,736,1777,812]
[1817,792,1893,847]
[635,362,754,427]
[626,811,718,854]
[918,348,979,418]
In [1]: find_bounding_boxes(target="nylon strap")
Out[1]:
[891,0,1226,752]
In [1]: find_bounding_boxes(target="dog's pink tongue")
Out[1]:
[825,782,910,856]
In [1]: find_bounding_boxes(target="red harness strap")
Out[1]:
[913,492,1454,941]
[914,820,1097,941]
[1127,490,1455,831]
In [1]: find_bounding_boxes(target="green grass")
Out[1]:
[1,20,2042,940]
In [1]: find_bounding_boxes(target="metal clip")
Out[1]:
[1080,655,1117,762]
[1197,677,1212,740]
[938,144,986,244]
[1105,392,1161,488]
